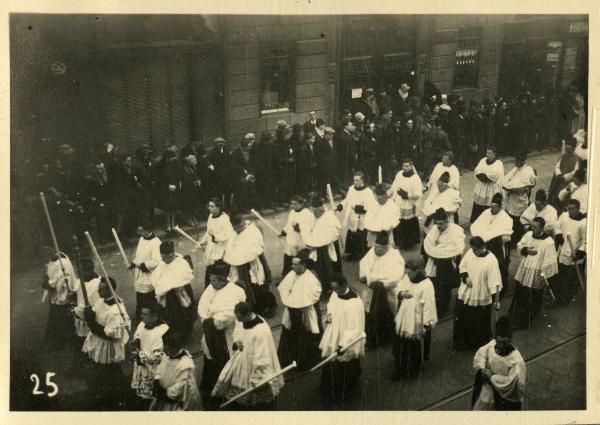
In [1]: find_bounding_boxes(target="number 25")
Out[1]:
[30,372,58,397]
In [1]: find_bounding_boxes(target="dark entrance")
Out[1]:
[339,16,417,117]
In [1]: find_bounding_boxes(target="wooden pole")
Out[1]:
[173,225,201,250]
[565,233,585,291]
[540,272,557,303]
[491,284,500,336]
[326,183,345,251]
[40,192,72,297]
[420,299,425,369]
[220,361,297,408]
[84,231,130,335]
[250,209,281,236]
[309,334,365,372]
[111,228,133,271]
[71,235,90,307]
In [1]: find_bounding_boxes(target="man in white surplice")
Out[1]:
[359,230,404,349]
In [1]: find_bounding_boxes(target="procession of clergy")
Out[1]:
[44,140,587,411]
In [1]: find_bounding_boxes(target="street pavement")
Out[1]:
[10,149,586,410]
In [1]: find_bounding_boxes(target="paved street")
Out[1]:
[10,149,586,411]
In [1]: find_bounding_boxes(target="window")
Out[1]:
[453,27,481,89]
[260,42,294,113]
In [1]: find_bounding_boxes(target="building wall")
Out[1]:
[428,15,508,103]
[222,15,329,147]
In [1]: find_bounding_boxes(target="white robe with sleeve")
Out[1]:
[472,340,526,409]
[224,224,267,285]
[473,158,504,206]
[422,187,462,218]
[470,208,514,243]
[503,164,537,216]
[46,255,80,305]
[390,171,423,219]
[198,281,246,359]
[458,249,502,306]
[82,298,131,364]
[132,235,162,293]
[559,182,588,214]
[200,213,233,265]
[277,269,322,333]
[359,247,405,313]
[341,185,377,232]
[555,212,587,265]
[394,276,438,338]
[282,208,315,256]
[363,198,399,247]
[427,162,460,191]
[151,255,194,306]
[514,232,558,288]
[519,204,558,235]
[150,351,202,411]
[319,290,366,359]
[74,275,101,337]
[424,223,465,277]
[304,210,341,262]
[213,317,284,406]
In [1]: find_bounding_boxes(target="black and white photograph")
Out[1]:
[6,2,598,420]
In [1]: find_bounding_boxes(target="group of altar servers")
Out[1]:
[42,145,587,411]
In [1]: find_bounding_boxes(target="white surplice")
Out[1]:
[198,281,247,358]
[473,158,504,206]
[393,275,438,338]
[470,208,514,243]
[340,185,376,232]
[282,207,315,257]
[277,269,322,333]
[472,340,526,409]
[304,210,341,262]
[132,235,162,293]
[423,223,465,277]
[319,289,366,359]
[458,249,502,306]
[359,247,405,313]
[200,213,234,265]
[224,223,267,285]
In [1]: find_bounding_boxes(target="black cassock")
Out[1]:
[277,304,323,372]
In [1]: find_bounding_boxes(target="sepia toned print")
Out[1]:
[9,12,589,413]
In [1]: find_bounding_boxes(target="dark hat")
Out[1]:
[208,263,230,280]
[532,216,546,229]
[491,192,503,205]
[438,171,450,183]
[535,189,547,202]
[296,248,310,263]
[375,230,389,245]
[495,316,512,338]
[433,207,447,221]
[230,214,245,226]
[470,236,485,248]
[160,240,175,254]
[374,183,387,196]
[405,258,424,271]
[515,150,527,162]
[311,197,324,208]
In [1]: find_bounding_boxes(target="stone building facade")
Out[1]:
[10,13,588,158]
